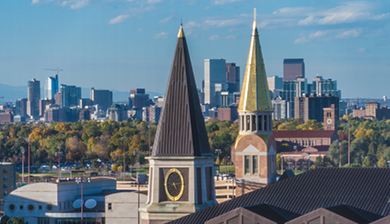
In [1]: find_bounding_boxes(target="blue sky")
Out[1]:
[0,0,389,98]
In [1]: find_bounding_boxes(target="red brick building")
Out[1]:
[217,107,238,121]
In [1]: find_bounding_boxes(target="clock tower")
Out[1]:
[140,25,217,224]
[324,104,336,131]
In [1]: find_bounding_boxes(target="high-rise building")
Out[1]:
[39,99,55,116]
[312,76,341,98]
[129,88,149,109]
[204,59,227,107]
[108,104,128,122]
[281,77,308,118]
[267,76,283,99]
[91,88,113,112]
[294,94,339,122]
[272,96,287,120]
[79,98,93,108]
[142,105,162,123]
[283,58,305,81]
[60,84,81,108]
[233,14,277,186]
[0,162,16,200]
[141,25,217,223]
[27,79,40,117]
[15,98,27,116]
[44,75,59,100]
[226,63,240,93]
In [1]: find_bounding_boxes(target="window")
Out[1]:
[38,218,50,224]
[258,115,262,130]
[9,204,15,211]
[3,168,7,173]
[39,205,42,210]
[3,176,7,181]
[20,205,24,210]
[47,204,53,211]
[205,167,212,201]
[251,115,256,131]
[4,191,7,196]
[108,203,112,210]
[252,156,258,174]
[196,168,202,204]
[264,115,267,131]
[3,183,7,189]
[270,155,275,175]
[241,116,244,131]
[244,156,250,175]
[28,204,34,211]
[246,116,250,131]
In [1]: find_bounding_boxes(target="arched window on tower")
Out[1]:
[252,115,256,132]
[264,115,267,131]
[241,116,244,131]
[258,115,262,131]
[246,116,250,131]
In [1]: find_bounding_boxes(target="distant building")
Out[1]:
[153,96,164,107]
[267,76,283,99]
[294,94,339,123]
[127,108,142,121]
[272,96,287,120]
[39,99,55,116]
[312,76,341,98]
[217,106,238,121]
[376,106,390,120]
[45,105,65,122]
[281,77,308,118]
[91,88,113,112]
[204,59,227,107]
[365,102,380,117]
[79,98,93,108]
[27,79,40,117]
[129,88,149,109]
[0,113,13,124]
[78,108,91,121]
[44,75,59,100]
[108,104,128,122]
[4,178,146,223]
[13,115,27,123]
[0,162,16,200]
[15,98,27,116]
[283,58,305,81]
[226,63,240,93]
[353,108,366,118]
[60,84,81,108]
[142,105,162,123]
[54,92,61,105]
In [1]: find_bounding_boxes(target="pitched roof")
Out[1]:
[168,168,390,223]
[151,26,211,157]
[244,204,289,223]
[238,10,272,112]
[325,205,370,224]
[273,130,336,138]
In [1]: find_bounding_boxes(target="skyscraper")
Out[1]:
[15,98,27,116]
[226,63,240,93]
[60,84,81,108]
[91,88,113,112]
[44,75,59,100]
[204,59,227,107]
[129,88,149,109]
[312,76,341,98]
[283,58,305,81]
[27,79,40,117]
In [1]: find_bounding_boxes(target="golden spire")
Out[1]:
[238,8,272,112]
[177,24,185,38]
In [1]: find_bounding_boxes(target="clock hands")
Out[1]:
[172,182,181,190]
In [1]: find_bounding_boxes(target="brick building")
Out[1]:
[217,106,238,121]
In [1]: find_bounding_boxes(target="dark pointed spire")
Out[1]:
[152,25,211,157]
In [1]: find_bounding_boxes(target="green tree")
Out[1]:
[378,157,387,167]
[7,217,26,224]
[362,156,372,167]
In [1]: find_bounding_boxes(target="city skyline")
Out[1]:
[0,0,389,98]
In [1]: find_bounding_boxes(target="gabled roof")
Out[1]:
[243,204,288,223]
[151,26,211,157]
[273,130,336,138]
[325,205,370,224]
[168,168,390,223]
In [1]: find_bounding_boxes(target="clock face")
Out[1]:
[327,119,332,124]
[164,168,185,201]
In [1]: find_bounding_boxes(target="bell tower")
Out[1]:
[140,25,217,224]
[233,8,277,185]
[324,104,336,131]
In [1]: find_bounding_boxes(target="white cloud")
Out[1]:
[203,18,244,28]
[61,0,89,9]
[109,15,130,24]
[159,16,173,24]
[226,35,236,40]
[294,30,329,44]
[308,30,328,38]
[294,36,309,44]
[31,0,40,4]
[212,0,241,5]
[335,29,361,39]
[184,21,200,29]
[358,48,366,52]
[209,35,220,41]
[31,0,54,4]
[297,2,388,26]
[147,0,162,4]
[154,32,168,39]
